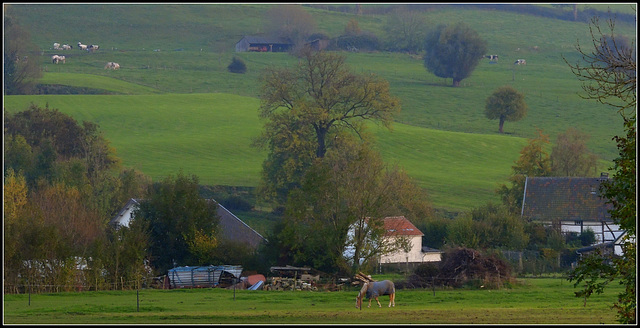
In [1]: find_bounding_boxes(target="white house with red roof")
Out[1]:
[344,216,442,268]
[379,216,442,264]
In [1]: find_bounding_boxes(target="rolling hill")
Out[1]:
[4,4,635,214]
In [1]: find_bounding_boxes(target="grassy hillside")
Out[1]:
[5,94,530,211]
[5,4,634,213]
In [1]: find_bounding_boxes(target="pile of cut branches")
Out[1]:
[437,247,513,288]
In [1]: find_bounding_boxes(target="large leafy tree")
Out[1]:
[280,140,432,275]
[497,129,552,214]
[550,127,598,177]
[134,171,219,274]
[423,22,487,87]
[564,15,636,324]
[255,48,400,206]
[484,86,528,134]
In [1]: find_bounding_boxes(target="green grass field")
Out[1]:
[3,93,530,211]
[2,278,623,324]
[5,4,634,212]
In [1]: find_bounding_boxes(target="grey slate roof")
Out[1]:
[237,36,293,45]
[521,176,612,222]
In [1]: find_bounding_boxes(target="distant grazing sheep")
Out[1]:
[77,42,88,51]
[104,62,120,70]
[88,44,100,52]
[52,55,65,64]
[62,44,72,50]
[514,59,526,65]
[53,42,61,50]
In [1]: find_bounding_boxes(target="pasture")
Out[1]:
[3,278,623,324]
[5,4,635,213]
[3,93,530,210]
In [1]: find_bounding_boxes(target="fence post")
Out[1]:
[137,288,140,312]
[432,277,435,296]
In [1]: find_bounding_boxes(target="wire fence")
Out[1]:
[4,277,153,295]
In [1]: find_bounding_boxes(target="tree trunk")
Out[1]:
[452,78,461,87]
[315,126,327,158]
[499,117,505,133]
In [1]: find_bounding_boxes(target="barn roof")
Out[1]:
[237,35,293,45]
[383,216,423,237]
[216,203,266,248]
[521,176,612,222]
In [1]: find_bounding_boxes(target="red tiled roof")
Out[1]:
[383,216,423,236]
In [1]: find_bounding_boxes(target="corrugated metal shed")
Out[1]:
[167,265,242,289]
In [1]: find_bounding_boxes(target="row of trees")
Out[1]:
[4,105,257,291]
[4,104,151,291]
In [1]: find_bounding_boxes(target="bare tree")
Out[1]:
[383,7,427,54]
[265,4,316,46]
[563,15,636,118]
[4,9,42,95]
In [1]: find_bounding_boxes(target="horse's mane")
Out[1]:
[357,281,369,300]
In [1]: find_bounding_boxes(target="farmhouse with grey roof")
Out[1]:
[520,174,625,255]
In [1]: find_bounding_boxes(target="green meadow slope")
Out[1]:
[4,94,526,211]
[5,4,634,212]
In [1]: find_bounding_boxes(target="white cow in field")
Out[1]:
[52,55,65,64]
[104,62,120,70]
[77,42,88,51]
[514,59,526,65]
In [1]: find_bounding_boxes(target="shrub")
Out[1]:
[227,56,246,74]
[221,195,252,211]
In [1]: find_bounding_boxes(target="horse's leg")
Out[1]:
[376,297,381,307]
[367,298,372,308]
[389,293,395,307]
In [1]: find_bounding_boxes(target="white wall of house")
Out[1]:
[421,252,442,262]
[380,236,425,264]
[546,220,623,244]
